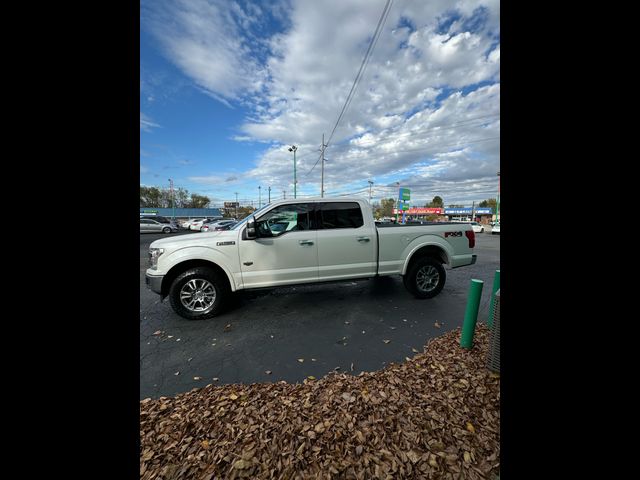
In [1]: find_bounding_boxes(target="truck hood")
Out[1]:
[150,230,236,249]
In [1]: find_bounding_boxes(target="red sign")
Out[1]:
[392,207,443,214]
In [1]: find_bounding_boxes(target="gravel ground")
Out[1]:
[140,325,500,479]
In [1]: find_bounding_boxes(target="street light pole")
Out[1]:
[268,186,271,203]
[288,145,297,199]
[368,180,373,201]
[235,192,238,219]
[258,186,262,208]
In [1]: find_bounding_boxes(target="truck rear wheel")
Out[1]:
[404,257,446,299]
[168,267,228,320]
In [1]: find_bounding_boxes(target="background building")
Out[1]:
[140,207,222,220]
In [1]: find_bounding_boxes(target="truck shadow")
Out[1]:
[224,276,404,314]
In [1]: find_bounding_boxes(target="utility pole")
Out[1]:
[368,180,374,201]
[321,134,326,198]
[258,186,261,207]
[283,190,286,199]
[288,145,297,198]
[471,200,475,222]
[235,192,238,219]
[268,186,271,203]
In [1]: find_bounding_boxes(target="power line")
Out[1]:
[307,0,394,177]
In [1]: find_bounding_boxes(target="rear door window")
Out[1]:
[318,202,363,229]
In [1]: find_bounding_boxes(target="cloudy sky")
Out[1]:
[140,0,500,207]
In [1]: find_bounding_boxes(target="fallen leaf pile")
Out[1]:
[140,326,499,479]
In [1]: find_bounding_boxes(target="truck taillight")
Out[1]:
[465,230,475,248]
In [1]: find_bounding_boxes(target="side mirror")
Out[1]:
[246,216,257,239]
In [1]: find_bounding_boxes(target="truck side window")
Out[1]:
[319,202,363,229]
[257,204,310,237]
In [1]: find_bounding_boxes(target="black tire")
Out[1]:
[162,227,171,234]
[403,257,446,299]
[169,267,228,320]
[481,228,484,233]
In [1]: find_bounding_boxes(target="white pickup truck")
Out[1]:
[145,198,477,320]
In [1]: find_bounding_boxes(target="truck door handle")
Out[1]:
[357,237,370,242]
[299,240,314,246]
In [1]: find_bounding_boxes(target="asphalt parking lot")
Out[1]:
[140,228,500,400]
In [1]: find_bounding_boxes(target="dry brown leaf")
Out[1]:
[139,325,499,480]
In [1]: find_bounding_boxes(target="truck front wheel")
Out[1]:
[403,257,446,299]
[168,267,228,320]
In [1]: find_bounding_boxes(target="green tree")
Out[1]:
[187,193,210,209]
[478,198,497,211]
[424,196,444,207]
[377,198,396,217]
[175,187,190,208]
[236,206,256,220]
[140,186,163,207]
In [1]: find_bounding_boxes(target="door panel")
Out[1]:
[316,202,376,280]
[239,203,318,288]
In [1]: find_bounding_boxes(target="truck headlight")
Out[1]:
[149,248,164,270]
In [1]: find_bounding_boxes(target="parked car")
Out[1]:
[188,219,209,231]
[198,219,218,231]
[201,220,237,232]
[212,221,237,231]
[491,222,500,235]
[469,221,485,233]
[140,215,173,224]
[180,218,198,229]
[405,220,430,225]
[146,197,477,320]
[140,218,178,234]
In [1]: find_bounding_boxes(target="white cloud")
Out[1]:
[144,0,500,203]
[140,113,161,132]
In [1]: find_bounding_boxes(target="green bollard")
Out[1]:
[460,279,484,349]
[487,270,501,328]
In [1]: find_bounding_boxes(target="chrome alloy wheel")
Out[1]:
[179,279,217,312]
[416,265,440,293]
